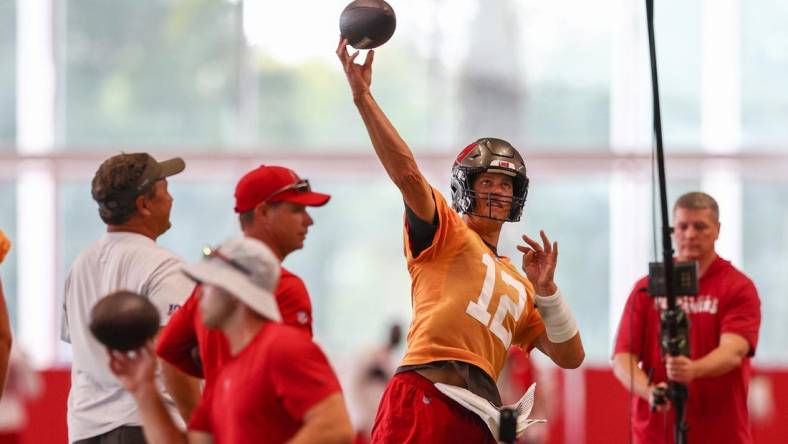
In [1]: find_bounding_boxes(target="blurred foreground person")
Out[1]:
[347,324,402,444]
[613,192,761,444]
[110,237,353,444]
[0,346,43,444]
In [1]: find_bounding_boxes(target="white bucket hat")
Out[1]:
[182,237,282,322]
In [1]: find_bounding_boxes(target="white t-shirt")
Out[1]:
[61,231,194,442]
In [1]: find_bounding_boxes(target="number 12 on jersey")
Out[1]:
[465,253,526,349]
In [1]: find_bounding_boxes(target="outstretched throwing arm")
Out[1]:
[336,37,434,221]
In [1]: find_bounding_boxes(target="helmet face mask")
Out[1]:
[450,138,529,222]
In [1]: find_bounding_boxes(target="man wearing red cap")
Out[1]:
[156,165,331,419]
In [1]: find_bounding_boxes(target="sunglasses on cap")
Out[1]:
[201,245,252,276]
[266,179,312,202]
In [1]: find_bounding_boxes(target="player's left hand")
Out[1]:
[665,355,697,384]
[517,230,558,295]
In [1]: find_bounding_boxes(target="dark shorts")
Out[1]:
[73,426,146,444]
[371,371,497,444]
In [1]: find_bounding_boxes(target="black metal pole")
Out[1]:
[644,1,689,443]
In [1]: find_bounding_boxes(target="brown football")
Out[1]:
[89,290,160,352]
[339,0,396,49]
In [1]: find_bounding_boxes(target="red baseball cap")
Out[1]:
[234,165,331,213]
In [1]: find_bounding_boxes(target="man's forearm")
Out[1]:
[546,333,585,369]
[353,93,422,186]
[534,288,584,369]
[287,422,352,444]
[287,393,353,444]
[160,360,202,423]
[612,353,651,401]
[693,341,747,379]
[132,383,190,444]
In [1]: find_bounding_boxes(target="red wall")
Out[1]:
[17,366,788,444]
[585,368,631,443]
[21,369,69,444]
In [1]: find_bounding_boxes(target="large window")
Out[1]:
[517,0,611,149]
[191,0,615,152]
[742,181,788,362]
[64,0,240,147]
[741,1,788,150]
[654,0,702,150]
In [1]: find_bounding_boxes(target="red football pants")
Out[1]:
[371,371,497,444]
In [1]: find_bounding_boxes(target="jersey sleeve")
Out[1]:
[720,278,761,357]
[404,203,439,258]
[144,254,195,326]
[403,188,465,264]
[155,287,203,378]
[613,279,650,358]
[270,333,342,421]
[275,273,313,337]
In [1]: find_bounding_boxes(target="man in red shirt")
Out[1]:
[612,192,761,444]
[109,237,353,444]
[155,165,330,417]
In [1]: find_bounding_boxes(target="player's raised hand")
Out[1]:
[517,230,558,295]
[0,230,10,265]
[336,36,374,98]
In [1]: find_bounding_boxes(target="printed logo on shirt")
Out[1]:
[653,294,718,315]
[296,310,309,325]
[167,304,182,316]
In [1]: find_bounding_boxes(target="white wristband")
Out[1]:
[535,287,579,343]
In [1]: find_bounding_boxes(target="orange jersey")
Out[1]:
[400,188,545,381]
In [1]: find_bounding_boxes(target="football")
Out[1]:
[340,0,397,49]
[89,290,160,352]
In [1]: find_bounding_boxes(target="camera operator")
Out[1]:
[612,192,761,444]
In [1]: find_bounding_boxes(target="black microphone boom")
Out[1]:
[645,0,691,442]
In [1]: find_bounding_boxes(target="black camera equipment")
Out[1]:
[644,1,700,443]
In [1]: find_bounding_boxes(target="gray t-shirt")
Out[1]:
[61,231,194,442]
